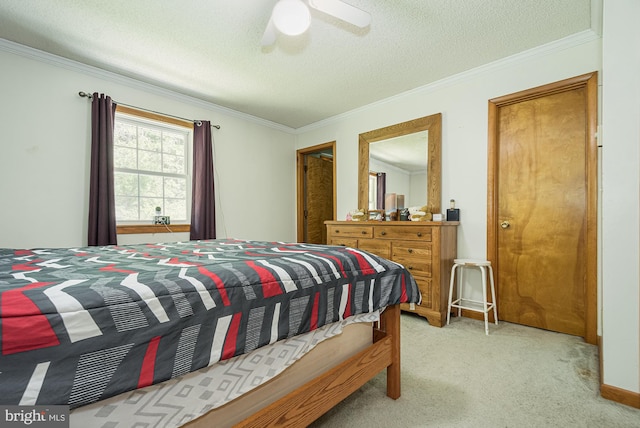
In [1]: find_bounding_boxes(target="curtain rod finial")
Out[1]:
[78,91,93,99]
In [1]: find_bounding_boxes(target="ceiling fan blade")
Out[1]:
[261,18,277,46]
[308,0,371,28]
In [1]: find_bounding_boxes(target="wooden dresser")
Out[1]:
[325,221,458,327]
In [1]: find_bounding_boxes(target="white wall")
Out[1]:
[297,33,601,264]
[601,0,640,394]
[0,43,297,248]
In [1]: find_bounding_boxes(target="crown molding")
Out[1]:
[296,29,601,134]
[0,38,295,134]
[1,29,599,136]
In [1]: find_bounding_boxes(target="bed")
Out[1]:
[0,239,420,427]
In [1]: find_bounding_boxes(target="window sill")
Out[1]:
[116,224,191,235]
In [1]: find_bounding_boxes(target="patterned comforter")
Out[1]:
[0,239,420,408]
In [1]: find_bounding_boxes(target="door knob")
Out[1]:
[500,220,510,229]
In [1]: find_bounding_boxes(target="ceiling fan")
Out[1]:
[261,0,371,46]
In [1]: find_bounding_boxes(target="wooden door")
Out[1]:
[488,73,597,344]
[297,143,336,244]
[304,155,333,244]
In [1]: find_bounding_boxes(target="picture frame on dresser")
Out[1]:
[368,209,385,221]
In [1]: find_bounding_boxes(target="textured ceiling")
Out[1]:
[0,0,593,129]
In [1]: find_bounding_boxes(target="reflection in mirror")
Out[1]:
[358,113,441,216]
[368,131,428,210]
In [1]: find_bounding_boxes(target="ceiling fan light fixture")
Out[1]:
[272,0,311,36]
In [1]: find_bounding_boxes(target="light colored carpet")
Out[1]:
[311,314,640,428]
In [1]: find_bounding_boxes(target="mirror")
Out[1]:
[358,113,441,216]
[368,131,428,210]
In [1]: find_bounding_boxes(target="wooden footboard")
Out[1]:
[235,304,401,427]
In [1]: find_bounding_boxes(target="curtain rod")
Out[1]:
[78,91,220,129]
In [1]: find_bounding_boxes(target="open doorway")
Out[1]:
[296,142,336,244]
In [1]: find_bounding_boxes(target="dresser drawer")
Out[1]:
[391,241,431,277]
[374,226,432,241]
[392,242,432,275]
[394,257,432,276]
[328,225,373,239]
[358,240,391,259]
[329,238,357,248]
[412,274,433,310]
[392,242,432,261]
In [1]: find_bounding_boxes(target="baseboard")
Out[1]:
[597,335,640,409]
[458,309,496,323]
[600,383,640,409]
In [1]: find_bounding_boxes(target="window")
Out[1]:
[113,108,192,224]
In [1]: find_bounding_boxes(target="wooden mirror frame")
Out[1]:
[358,113,442,215]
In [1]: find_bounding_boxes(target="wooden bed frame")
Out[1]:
[186,304,402,427]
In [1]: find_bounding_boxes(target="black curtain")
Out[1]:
[190,121,216,240]
[88,93,117,246]
[376,172,386,210]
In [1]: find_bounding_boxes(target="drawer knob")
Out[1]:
[361,230,367,235]
[380,231,386,236]
[408,248,413,253]
[408,266,414,270]
[335,230,340,233]
[417,232,422,237]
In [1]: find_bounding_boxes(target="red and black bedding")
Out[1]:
[0,239,419,409]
